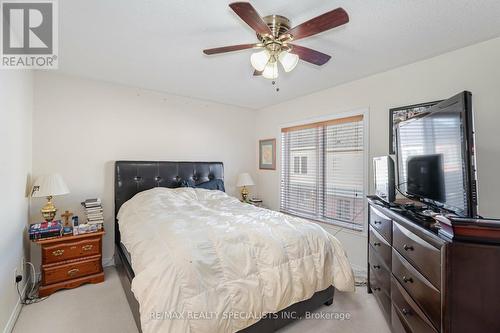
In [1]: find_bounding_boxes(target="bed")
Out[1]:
[114,161,354,333]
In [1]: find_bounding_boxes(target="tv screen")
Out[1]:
[395,91,477,217]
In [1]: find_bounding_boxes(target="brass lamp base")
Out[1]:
[41,196,57,222]
[241,186,249,202]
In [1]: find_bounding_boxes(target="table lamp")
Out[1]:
[31,174,70,222]
[236,173,254,201]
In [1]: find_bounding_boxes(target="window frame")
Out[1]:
[279,109,370,232]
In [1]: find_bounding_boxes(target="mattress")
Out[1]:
[118,187,355,333]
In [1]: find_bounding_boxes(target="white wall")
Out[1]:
[31,72,256,269]
[0,71,33,333]
[254,37,500,273]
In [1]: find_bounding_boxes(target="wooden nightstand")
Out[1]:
[35,230,105,297]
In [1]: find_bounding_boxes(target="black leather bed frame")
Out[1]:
[114,161,334,333]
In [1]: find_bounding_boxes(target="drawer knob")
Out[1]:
[373,242,381,247]
[52,249,65,256]
[67,268,80,277]
[82,245,93,251]
[402,276,414,283]
[373,265,381,270]
[401,308,411,316]
[403,244,414,251]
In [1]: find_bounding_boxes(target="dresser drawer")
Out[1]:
[42,255,102,285]
[393,221,441,289]
[392,305,411,333]
[392,250,441,330]
[391,277,437,333]
[369,206,392,243]
[369,246,391,294]
[42,237,101,264]
[369,226,391,269]
[369,267,391,323]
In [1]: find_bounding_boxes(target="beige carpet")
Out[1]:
[13,267,390,333]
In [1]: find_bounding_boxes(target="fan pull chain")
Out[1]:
[271,65,280,92]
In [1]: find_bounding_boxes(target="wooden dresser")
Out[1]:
[36,231,105,297]
[367,198,500,333]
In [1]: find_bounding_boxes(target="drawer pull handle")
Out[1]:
[373,242,381,247]
[82,245,93,251]
[67,268,80,277]
[373,265,381,270]
[374,221,382,225]
[403,244,414,251]
[373,287,381,291]
[401,308,411,316]
[402,276,413,283]
[52,249,65,256]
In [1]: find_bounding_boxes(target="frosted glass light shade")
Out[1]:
[31,174,70,198]
[262,61,278,79]
[278,51,299,72]
[250,50,270,71]
[236,173,255,187]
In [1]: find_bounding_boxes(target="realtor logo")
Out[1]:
[1,0,58,68]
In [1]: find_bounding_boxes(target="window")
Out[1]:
[280,115,365,230]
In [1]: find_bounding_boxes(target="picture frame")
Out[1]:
[259,138,276,170]
[389,100,442,154]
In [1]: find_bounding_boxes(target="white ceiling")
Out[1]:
[58,0,500,109]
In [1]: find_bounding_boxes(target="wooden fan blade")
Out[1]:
[229,2,272,36]
[253,70,263,76]
[285,8,349,41]
[289,44,331,66]
[203,43,258,55]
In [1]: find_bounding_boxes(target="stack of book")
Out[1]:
[29,220,62,240]
[81,198,104,230]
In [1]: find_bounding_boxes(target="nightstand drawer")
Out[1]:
[42,255,102,285]
[42,237,101,264]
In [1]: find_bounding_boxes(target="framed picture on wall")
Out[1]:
[259,138,276,170]
[389,100,442,154]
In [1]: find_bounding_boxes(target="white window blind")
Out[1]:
[281,115,365,230]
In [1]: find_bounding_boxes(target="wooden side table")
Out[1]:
[35,230,105,297]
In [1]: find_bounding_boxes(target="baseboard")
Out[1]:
[103,256,115,267]
[2,283,27,333]
[351,264,367,281]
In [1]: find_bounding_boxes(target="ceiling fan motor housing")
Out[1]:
[258,15,291,40]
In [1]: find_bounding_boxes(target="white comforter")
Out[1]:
[118,188,355,333]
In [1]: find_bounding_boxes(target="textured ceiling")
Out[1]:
[58,0,500,109]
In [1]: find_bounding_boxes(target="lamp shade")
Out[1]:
[262,61,278,80]
[236,173,255,187]
[31,174,70,198]
[278,51,299,72]
[250,50,270,71]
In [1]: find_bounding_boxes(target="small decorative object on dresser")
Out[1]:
[259,138,276,170]
[236,173,255,201]
[35,230,105,297]
[31,174,70,221]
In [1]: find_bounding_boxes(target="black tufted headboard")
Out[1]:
[114,161,224,244]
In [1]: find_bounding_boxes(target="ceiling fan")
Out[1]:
[203,2,349,80]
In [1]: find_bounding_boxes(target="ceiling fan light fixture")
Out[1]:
[250,49,271,71]
[262,61,278,79]
[278,51,299,72]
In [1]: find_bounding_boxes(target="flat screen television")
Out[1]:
[395,91,478,217]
